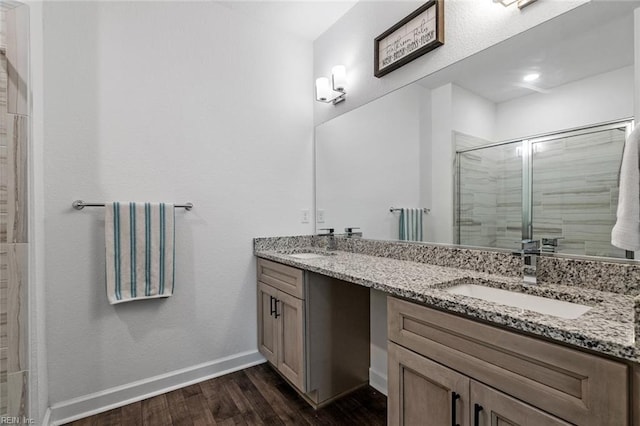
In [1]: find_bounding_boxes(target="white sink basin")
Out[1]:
[289,253,327,259]
[445,284,591,319]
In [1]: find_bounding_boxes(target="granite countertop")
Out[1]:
[255,248,638,363]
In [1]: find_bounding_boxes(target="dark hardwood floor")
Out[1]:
[64,363,387,425]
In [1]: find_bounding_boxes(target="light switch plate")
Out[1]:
[316,209,325,223]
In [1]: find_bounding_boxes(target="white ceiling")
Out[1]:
[418,1,637,103]
[217,1,359,41]
[217,0,638,100]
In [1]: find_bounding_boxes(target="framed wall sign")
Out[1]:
[374,0,444,78]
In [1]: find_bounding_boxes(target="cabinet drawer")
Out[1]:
[388,296,629,426]
[257,258,304,299]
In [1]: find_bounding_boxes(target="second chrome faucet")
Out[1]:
[318,227,363,251]
[318,228,337,250]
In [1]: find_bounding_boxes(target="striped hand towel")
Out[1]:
[399,208,423,242]
[105,202,175,304]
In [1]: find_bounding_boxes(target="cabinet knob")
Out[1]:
[451,392,460,426]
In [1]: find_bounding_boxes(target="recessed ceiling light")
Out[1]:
[523,73,540,82]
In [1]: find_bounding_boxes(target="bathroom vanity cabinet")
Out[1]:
[387,296,630,426]
[257,258,370,408]
[257,259,305,390]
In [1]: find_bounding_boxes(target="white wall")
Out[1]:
[452,85,496,142]
[495,66,635,141]
[429,84,454,244]
[315,84,422,240]
[419,86,433,238]
[313,0,589,125]
[42,0,313,414]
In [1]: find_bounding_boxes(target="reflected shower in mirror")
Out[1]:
[314,1,639,261]
[456,121,632,259]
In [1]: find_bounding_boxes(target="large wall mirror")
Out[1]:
[315,1,639,261]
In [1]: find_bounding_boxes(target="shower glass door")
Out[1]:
[456,141,522,249]
[531,124,629,258]
[456,120,632,259]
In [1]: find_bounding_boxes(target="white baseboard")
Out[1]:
[48,350,265,426]
[369,367,387,396]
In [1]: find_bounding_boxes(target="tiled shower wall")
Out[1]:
[532,128,626,258]
[456,133,522,250]
[456,127,628,258]
[0,2,29,418]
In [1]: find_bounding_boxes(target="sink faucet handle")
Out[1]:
[345,227,363,238]
[318,228,334,235]
[520,239,540,252]
[541,236,563,253]
[541,237,563,246]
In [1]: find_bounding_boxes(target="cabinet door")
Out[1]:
[388,342,470,426]
[257,282,278,365]
[276,290,305,392]
[470,381,571,426]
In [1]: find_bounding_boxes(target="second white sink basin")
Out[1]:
[445,284,592,319]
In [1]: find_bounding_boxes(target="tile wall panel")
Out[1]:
[0,5,29,417]
[6,370,25,418]
[0,348,5,414]
[0,20,6,415]
[7,114,27,243]
[0,247,6,350]
[6,244,26,374]
[0,54,6,243]
[5,5,28,116]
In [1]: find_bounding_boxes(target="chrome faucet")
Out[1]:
[512,239,540,284]
[345,227,362,238]
[318,228,337,251]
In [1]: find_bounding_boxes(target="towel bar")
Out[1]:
[72,200,193,211]
[390,207,430,214]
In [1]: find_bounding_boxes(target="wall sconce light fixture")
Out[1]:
[315,65,347,105]
[494,0,538,9]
